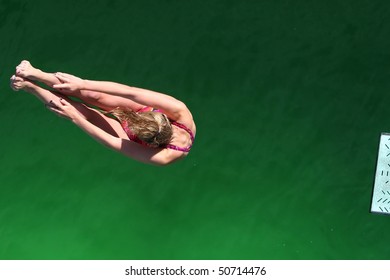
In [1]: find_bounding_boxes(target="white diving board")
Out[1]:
[371,133,390,215]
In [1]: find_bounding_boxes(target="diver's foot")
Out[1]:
[10,75,36,92]
[15,60,42,80]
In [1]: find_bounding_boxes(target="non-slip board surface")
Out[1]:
[371,133,390,215]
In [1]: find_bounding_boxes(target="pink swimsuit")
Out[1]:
[120,107,194,152]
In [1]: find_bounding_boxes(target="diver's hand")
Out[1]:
[46,98,82,121]
[53,72,85,92]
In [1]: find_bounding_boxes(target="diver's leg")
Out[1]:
[15,60,144,112]
[10,74,67,108]
[16,60,59,88]
[10,75,129,138]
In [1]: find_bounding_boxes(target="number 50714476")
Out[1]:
[218,267,266,276]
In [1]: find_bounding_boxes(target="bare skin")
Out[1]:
[15,60,144,112]
[10,60,196,165]
[10,75,129,138]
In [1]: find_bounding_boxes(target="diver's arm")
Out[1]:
[53,99,177,165]
[72,115,177,165]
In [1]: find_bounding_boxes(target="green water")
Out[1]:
[1,0,390,259]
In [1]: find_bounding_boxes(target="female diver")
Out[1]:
[10,60,196,165]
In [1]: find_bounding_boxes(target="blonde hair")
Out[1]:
[111,108,173,147]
